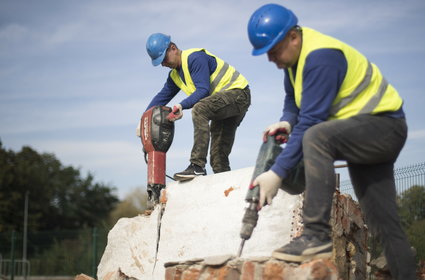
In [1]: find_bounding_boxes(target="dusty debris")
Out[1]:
[160,189,168,204]
[224,186,235,197]
[143,209,153,216]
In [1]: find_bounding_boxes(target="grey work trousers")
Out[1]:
[190,87,250,173]
[301,114,416,280]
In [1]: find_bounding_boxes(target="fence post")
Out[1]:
[10,230,15,280]
[92,227,98,279]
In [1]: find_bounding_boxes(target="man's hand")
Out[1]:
[263,121,291,143]
[136,119,141,137]
[167,104,183,122]
[252,170,282,209]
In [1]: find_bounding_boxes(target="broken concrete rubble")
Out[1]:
[97,167,368,280]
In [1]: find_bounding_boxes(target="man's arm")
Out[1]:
[145,73,180,111]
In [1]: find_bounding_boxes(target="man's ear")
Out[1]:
[289,30,297,41]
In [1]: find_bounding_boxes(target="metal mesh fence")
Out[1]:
[339,162,425,265]
[340,162,425,198]
[0,228,108,279]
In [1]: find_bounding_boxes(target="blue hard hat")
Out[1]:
[248,4,298,56]
[146,33,171,66]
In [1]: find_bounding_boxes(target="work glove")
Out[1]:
[136,119,141,137]
[167,104,183,122]
[263,121,291,143]
[252,170,282,209]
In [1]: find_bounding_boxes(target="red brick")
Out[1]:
[203,266,236,280]
[75,274,95,280]
[310,260,331,279]
[165,267,175,280]
[182,266,201,280]
[263,261,285,280]
[166,266,185,280]
[241,261,256,280]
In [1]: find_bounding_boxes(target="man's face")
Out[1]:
[267,31,300,69]
[161,45,180,69]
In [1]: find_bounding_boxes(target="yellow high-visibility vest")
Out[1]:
[170,48,248,96]
[288,27,402,119]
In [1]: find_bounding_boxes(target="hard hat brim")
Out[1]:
[252,45,272,56]
[251,27,288,56]
[251,35,282,56]
[152,51,166,66]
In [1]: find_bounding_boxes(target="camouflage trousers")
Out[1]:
[190,86,251,173]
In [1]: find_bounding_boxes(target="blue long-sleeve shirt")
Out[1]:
[270,48,405,179]
[145,50,217,111]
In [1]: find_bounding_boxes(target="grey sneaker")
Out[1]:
[174,163,206,181]
[272,234,332,262]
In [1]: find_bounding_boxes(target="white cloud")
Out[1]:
[1,0,425,199]
[38,139,140,167]
[0,23,28,42]
[0,99,144,134]
[409,129,425,140]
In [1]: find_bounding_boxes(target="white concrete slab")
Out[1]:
[98,167,303,280]
[97,208,160,280]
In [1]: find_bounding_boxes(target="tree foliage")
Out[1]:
[108,188,148,226]
[0,142,119,232]
[398,185,425,227]
[398,185,425,261]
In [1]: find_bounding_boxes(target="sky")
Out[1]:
[1,0,424,199]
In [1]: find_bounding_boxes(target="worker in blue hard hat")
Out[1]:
[248,4,416,279]
[143,33,251,181]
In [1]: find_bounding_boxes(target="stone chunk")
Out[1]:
[204,254,235,266]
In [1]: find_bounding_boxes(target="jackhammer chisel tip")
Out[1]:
[237,239,245,258]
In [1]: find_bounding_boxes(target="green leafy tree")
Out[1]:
[108,188,148,226]
[0,142,119,232]
[406,220,425,260]
[398,185,425,227]
[398,185,425,261]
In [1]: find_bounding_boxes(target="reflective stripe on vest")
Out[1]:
[288,27,402,120]
[170,48,248,96]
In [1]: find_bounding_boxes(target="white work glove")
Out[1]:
[167,104,183,122]
[252,170,282,209]
[136,119,141,137]
[263,121,291,143]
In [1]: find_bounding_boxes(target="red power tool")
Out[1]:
[140,106,175,206]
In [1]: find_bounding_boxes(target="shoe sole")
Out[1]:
[272,243,332,263]
[302,242,332,255]
[272,251,332,263]
[173,174,205,180]
[173,175,194,181]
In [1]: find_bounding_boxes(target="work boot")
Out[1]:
[272,234,332,262]
[174,163,206,181]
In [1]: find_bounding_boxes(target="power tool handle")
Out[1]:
[245,134,283,201]
[166,105,181,120]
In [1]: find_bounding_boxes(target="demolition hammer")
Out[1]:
[238,133,305,257]
[139,106,175,206]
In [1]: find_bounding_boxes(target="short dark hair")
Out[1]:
[291,25,302,34]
